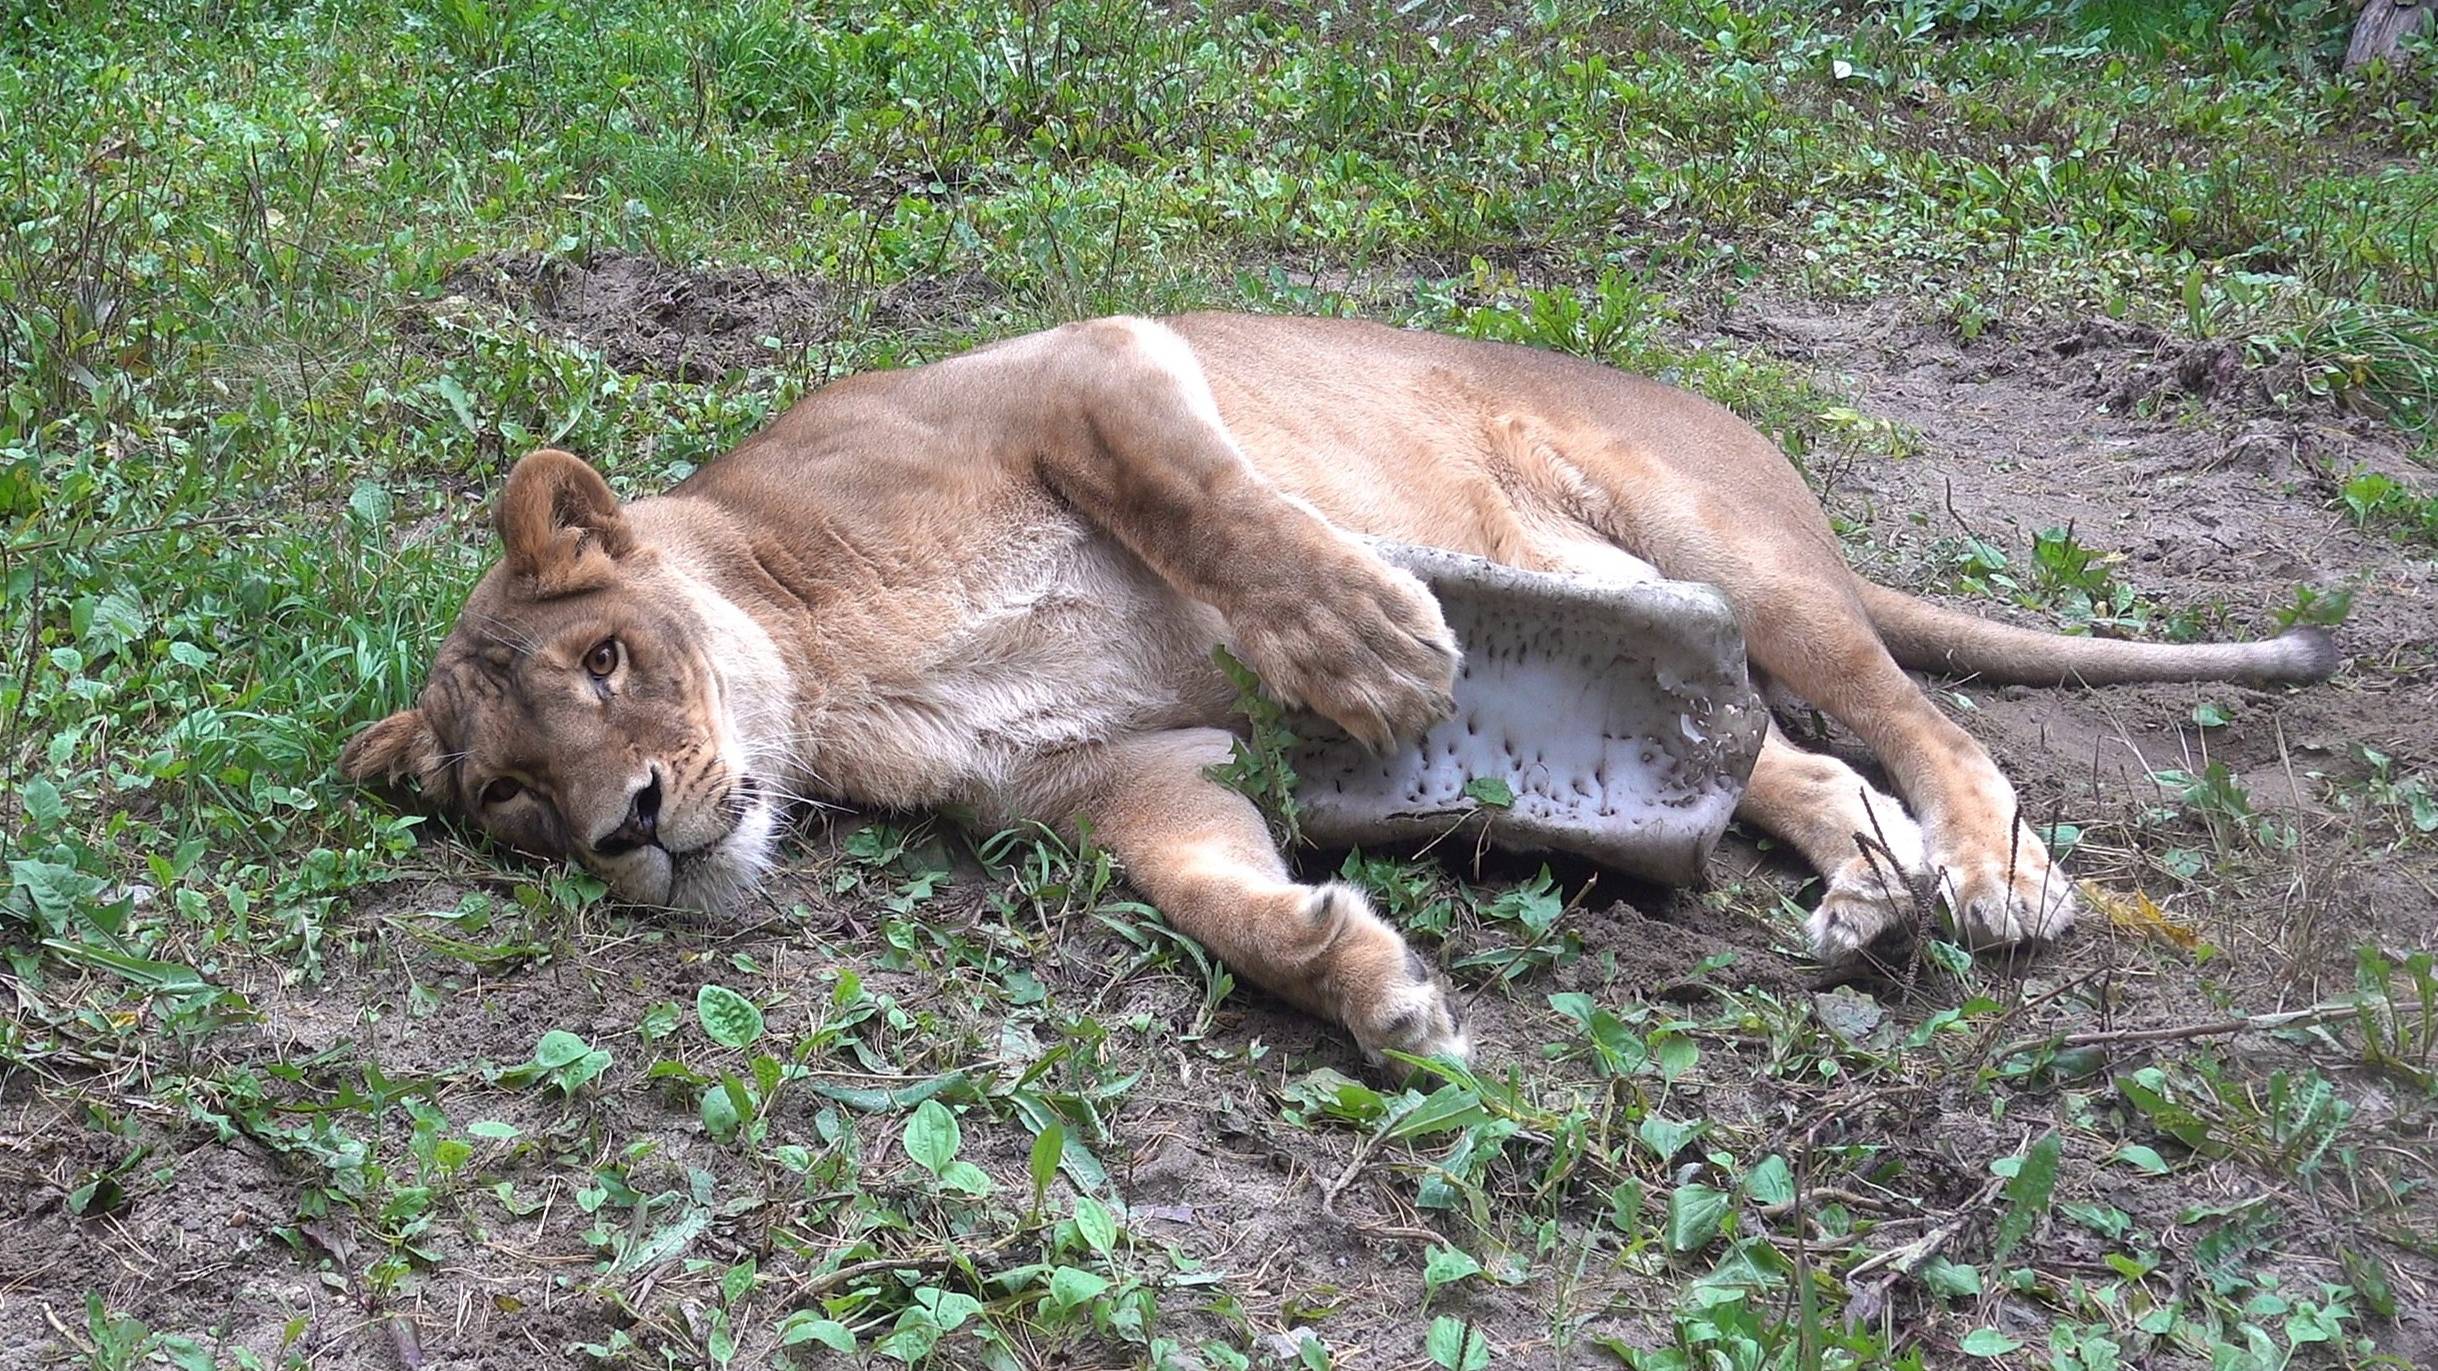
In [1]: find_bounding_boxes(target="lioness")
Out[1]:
[342,313,2336,1062]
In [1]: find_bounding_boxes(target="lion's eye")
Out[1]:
[584,637,621,679]
[481,777,523,807]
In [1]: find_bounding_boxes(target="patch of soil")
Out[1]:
[1724,301,2438,1361]
[431,251,1001,381]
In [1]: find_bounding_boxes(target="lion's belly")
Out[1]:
[815,518,1232,812]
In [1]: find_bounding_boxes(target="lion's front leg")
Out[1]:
[957,316,1458,748]
[1059,728,1467,1064]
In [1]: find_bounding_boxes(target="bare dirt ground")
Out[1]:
[7,268,2435,1369]
[431,252,1002,381]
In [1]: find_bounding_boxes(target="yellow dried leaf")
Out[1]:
[2079,881,2198,950]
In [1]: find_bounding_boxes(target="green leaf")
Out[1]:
[348,479,393,529]
[68,1173,126,1216]
[2103,1253,2153,1281]
[778,1315,855,1352]
[9,859,105,933]
[1921,1258,1981,1300]
[1029,1120,1065,1205]
[701,1082,742,1141]
[903,1099,961,1175]
[610,1204,710,1280]
[1638,1113,1699,1163]
[807,1070,971,1113]
[1906,1004,1970,1048]
[2115,1074,2221,1154]
[1812,985,1886,1043]
[434,373,480,435]
[1388,1085,1489,1139]
[1740,1155,1795,1209]
[551,1048,611,1093]
[637,1001,682,1041]
[21,777,61,831]
[2061,1201,2131,1239]
[466,1120,519,1141]
[915,1287,982,1333]
[1547,994,1648,1076]
[1652,1032,1699,1081]
[40,940,212,996]
[1417,1118,1517,1212]
[1991,1130,2062,1265]
[2108,1143,2169,1175]
[156,1337,213,1371]
[938,1160,994,1195]
[1044,1266,1110,1311]
[873,1319,939,1364]
[2286,1304,2342,1345]
[1462,776,1514,809]
[2340,1244,2398,1319]
[1009,1090,1108,1193]
[1481,867,1562,933]
[1961,1328,2023,1357]
[1285,1067,1387,1123]
[1605,1178,1645,1236]
[1546,992,1596,1025]
[1422,1247,1482,1304]
[695,984,765,1049]
[1073,1193,1118,1256]
[86,589,147,647]
[1424,1315,1491,1371]
[533,1030,590,1069]
[1924,939,1974,977]
[1666,1183,1730,1253]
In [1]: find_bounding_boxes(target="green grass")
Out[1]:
[6,1,2438,1368]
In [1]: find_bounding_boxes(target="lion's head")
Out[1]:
[341,449,791,909]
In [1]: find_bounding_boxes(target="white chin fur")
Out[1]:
[668,794,782,911]
[593,794,781,912]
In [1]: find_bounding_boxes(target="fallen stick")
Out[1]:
[1321,1099,1448,1248]
[1993,998,2426,1063]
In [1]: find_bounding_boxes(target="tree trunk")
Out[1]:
[2347,0,2435,70]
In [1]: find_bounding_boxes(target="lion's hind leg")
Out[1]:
[1728,577,2079,955]
[1501,400,2077,958]
[1603,500,2078,955]
[1055,728,1467,1064]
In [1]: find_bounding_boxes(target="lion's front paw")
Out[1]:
[1305,882,1470,1065]
[1231,553,1457,751]
[1354,951,1469,1065]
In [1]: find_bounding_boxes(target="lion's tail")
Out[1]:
[1855,580,2339,687]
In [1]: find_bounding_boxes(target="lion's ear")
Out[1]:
[496,448,636,595]
[340,707,441,792]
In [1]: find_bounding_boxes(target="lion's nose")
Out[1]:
[593,773,663,856]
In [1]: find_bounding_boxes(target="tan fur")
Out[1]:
[343,313,2337,1062]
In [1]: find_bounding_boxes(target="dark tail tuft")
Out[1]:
[2270,626,2341,683]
